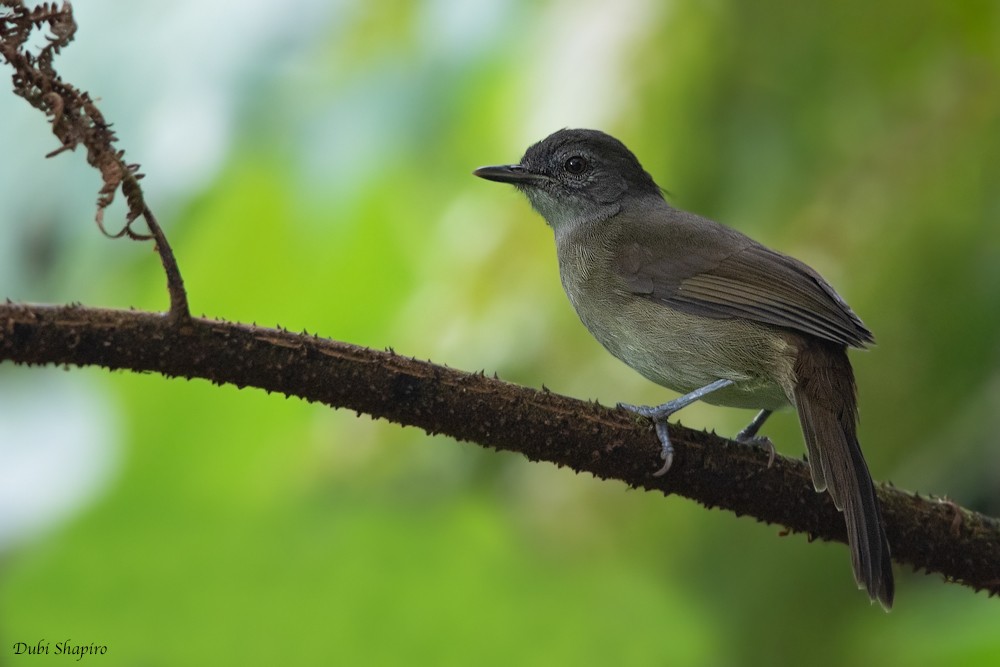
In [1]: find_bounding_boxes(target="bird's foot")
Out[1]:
[618,402,676,477]
[735,432,776,468]
[617,401,674,420]
[618,380,736,477]
[735,409,775,467]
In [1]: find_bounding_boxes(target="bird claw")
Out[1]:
[619,402,676,476]
[736,433,776,468]
[651,413,675,477]
[618,380,736,477]
[652,445,673,477]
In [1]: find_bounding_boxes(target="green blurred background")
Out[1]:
[1,1,999,664]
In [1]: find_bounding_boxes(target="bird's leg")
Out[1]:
[736,409,772,441]
[735,409,776,467]
[619,379,734,477]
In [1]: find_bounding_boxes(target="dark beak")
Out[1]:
[473,164,547,185]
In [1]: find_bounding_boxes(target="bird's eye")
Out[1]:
[564,156,588,175]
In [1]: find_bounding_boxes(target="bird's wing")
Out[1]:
[614,213,873,348]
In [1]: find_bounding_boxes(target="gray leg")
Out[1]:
[619,379,734,477]
[737,409,772,441]
[736,409,776,467]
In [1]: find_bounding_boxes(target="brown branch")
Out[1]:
[0,1,190,322]
[141,206,189,324]
[2,302,998,597]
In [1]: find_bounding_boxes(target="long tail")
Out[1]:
[792,339,894,609]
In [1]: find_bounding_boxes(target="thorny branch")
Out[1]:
[1,303,999,597]
[0,1,188,321]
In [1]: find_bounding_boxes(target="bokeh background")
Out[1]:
[2,1,999,664]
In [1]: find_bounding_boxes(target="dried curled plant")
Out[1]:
[0,0,147,238]
[1,1,189,319]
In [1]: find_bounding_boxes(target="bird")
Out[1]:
[473,128,894,609]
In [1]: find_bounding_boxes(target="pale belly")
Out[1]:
[569,285,796,412]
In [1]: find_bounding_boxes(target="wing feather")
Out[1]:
[614,213,873,348]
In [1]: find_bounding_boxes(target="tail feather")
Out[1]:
[792,340,894,609]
